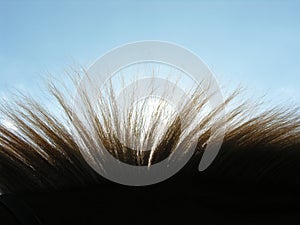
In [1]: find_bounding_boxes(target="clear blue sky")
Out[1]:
[1,0,300,106]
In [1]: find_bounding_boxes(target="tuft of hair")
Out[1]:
[0,69,299,194]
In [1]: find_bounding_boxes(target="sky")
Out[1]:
[1,0,300,109]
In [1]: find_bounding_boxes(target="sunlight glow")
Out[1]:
[1,119,18,132]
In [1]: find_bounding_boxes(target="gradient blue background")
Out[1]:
[1,0,300,106]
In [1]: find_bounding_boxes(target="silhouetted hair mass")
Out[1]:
[0,70,299,194]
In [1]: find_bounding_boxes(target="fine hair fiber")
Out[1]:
[0,68,299,194]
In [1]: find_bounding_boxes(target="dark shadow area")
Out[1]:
[1,161,300,225]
